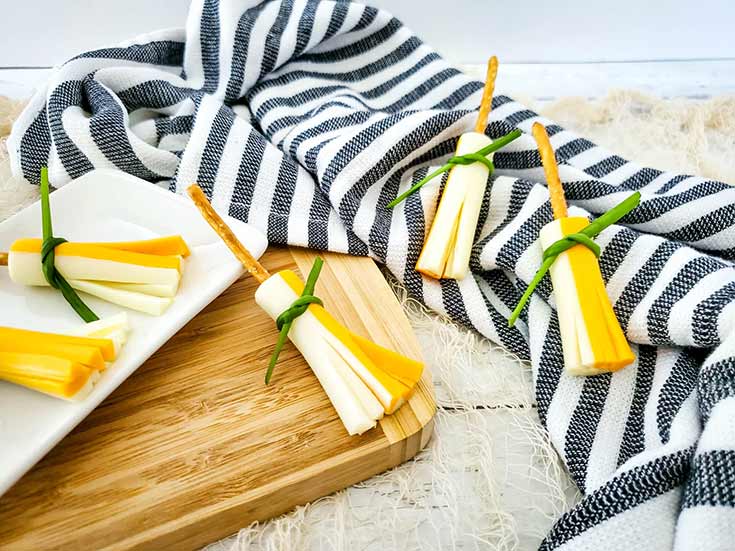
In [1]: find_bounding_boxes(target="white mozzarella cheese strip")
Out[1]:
[76,312,130,339]
[101,281,179,298]
[67,279,173,316]
[320,329,396,413]
[416,132,492,280]
[8,251,181,287]
[73,314,130,357]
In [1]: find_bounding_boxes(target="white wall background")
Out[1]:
[1,0,734,67]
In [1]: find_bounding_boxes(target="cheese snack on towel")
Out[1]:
[416,131,493,279]
[509,123,636,376]
[539,217,634,375]
[393,58,520,280]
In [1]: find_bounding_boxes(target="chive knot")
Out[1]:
[266,257,324,384]
[508,191,641,327]
[39,167,99,323]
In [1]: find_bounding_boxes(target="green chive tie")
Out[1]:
[508,191,641,327]
[266,256,324,384]
[39,167,99,322]
[386,128,523,209]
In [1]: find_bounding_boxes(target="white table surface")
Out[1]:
[2,0,734,66]
[3,60,735,101]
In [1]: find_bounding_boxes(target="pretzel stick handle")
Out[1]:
[186,184,271,283]
[474,56,499,133]
[532,122,568,219]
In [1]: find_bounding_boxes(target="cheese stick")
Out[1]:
[416,132,493,279]
[416,57,499,280]
[8,239,181,286]
[0,369,99,401]
[0,316,129,400]
[67,279,173,316]
[90,235,190,257]
[255,270,423,435]
[6,237,189,315]
[540,218,635,375]
[0,326,118,361]
[532,123,634,375]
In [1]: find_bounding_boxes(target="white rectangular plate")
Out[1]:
[0,169,267,496]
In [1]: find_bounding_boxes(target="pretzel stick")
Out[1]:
[474,56,499,133]
[186,184,271,283]
[532,122,568,219]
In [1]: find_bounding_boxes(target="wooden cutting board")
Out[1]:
[0,247,434,550]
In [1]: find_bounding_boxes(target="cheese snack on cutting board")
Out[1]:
[255,270,424,435]
[6,236,189,315]
[186,183,424,436]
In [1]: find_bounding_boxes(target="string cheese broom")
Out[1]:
[0,168,190,317]
[388,57,522,280]
[509,123,638,376]
[186,185,424,436]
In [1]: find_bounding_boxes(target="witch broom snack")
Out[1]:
[0,168,190,316]
[388,57,521,280]
[509,123,637,376]
[187,185,424,436]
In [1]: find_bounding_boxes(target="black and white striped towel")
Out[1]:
[8,1,735,549]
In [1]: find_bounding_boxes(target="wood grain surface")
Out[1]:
[0,247,434,550]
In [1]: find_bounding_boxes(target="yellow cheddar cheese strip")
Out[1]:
[10,239,182,270]
[0,370,97,401]
[0,338,105,371]
[349,333,424,388]
[0,326,116,361]
[540,217,635,375]
[416,132,492,280]
[0,352,93,382]
[91,236,190,257]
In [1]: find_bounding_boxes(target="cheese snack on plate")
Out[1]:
[0,315,129,400]
[187,184,424,436]
[0,170,190,318]
[509,124,636,375]
[6,236,188,315]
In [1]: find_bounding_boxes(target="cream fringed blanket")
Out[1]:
[2,90,733,550]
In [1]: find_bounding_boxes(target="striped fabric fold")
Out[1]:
[8,0,735,548]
